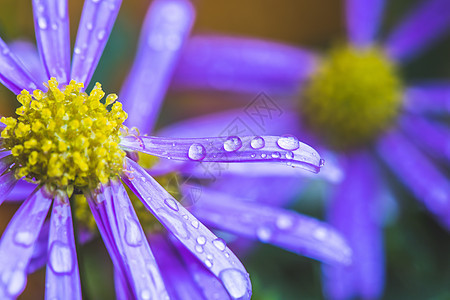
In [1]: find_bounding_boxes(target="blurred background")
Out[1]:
[0,0,449,299]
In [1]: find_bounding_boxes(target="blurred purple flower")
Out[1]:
[171,0,450,299]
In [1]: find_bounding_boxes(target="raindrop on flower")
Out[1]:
[164,198,179,211]
[271,152,281,159]
[195,245,204,253]
[141,289,151,300]
[277,135,300,151]
[14,230,34,247]
[38,17,48,30]
[250,136,265,149]
[48,241,74,274]
[285,152,294,160]
[212,238,226,251]
[191,220,199,229]
[204,258,213,268]
[188,143,206,161]
[256,227,272,242]
[219,269,250,299]
[223,136,242,152]
[314,227,328,240]
[2,269,26,297]
[124,218,143,247]
[196,236,206,245]
[276,215,294,229]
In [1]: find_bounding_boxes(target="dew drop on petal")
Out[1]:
[223,136,242,152]
[48,241,74,274]
[271,152,281,159]
[188,143,206,161]
[314,227,328,240]
[196,236,206,245]
[195,245,204,253]
[38,17,48,29]
[3,269,26,297]
[277,136,300,151]
[285,152,294,160]
[204,258,213,268]
[219,269,250,299]
[191,220,199,229]
[250,137,265,149]
[261,153,267,158]
[14,230,34,247]
[276,215,294,229]
[97,30,106,41]
[141,289,151,300]
[256,227,272,242]
[164,198,179,211]
[124,218,143,247]
[212,238,226,251]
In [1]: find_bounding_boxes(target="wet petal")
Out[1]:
[123,158,252,300]
[190,187,352,265]
[403,83,450,114]
[121,0,195,133]
[0,187,52,298]
[172,35,317,95]
[120,135,323,174]
[385,0,450,62]
[32,0,70,83]
[8,40,47,85]
[346,0,385,47]
[71,0,122,87]
[45,193,81,299]
[377,130,450,229]
[27,221,49,274]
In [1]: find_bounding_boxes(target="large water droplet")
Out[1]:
[223,136,242,152]
[14,230,34,247]
[196,236,206,245]
[212,238,226,251]
[164,198,179,211]
[250,136,265,149]
[219,269,250,299]
[124,218,143,247]
[256,227,272,242]
[277,136,300,151]
[188,143,206,161]
[48,241,74,274]
[38,17,48,30]
[2,269,26,296]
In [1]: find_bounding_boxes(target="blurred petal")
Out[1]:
[190,187,352,265]
[0,172,19,206]
[173,35,317,95]
[385,0,450,62]
[121,0,195,133]
[45,193,81,300]
[0,187,52,298]
[8,40,47,84]
[377,130,450,228]
[120,135,323,174]
[32,0,70,83]
[346,0,385,47]
[123,158,252,300]
[71,0,122,87]
[403,83,450,114]
[322,151,384,300]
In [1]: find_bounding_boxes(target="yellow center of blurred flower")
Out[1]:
[301,45,403,150]
[1,78,127,193]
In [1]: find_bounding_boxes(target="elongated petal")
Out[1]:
[346,0,384,47]
[322,151,384,300]
[114,269,134,300]
[191,187,351,265]
[71,0,122,87]
[4,180,37,203]
[0,187,52,298]
[121,0,195,133]
[32,0,70,83]
[123,158,252,300]
[403,83,450,114]
[27,221,49,274]
[120,135,323,174]
[385,0,450,62]
[172,35,317,95]
[377,130,450,228]
[8,40,47,85]
[0,38,40,93]
[0,172,19,206]
[45,193,81,300]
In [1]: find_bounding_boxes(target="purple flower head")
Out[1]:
[171,0,450,299]
[0,0,353,299]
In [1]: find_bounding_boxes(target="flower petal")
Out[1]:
[377,130,450,229]
[190,187,352,265]
[122,158,252,300]
[0,37,40,94]
[45,193,81,300]
[121,0,195,133]
[71,0,122,87]
[385,0,450,62]
[120,135,323,174]
[403,83,450,114]
[0,172,19,206]
[8,40,47,85]
[4,180,37,203]
[346,0,385,47]
[113,269,134,300]
[27,221,49,274]
[322,151,384,300]
[172,35,317,95]
[0,187,52,298]
[32,0,70,83]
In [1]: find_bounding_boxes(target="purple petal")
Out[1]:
[0,187,52,298]
[121,0,195,133]
[4,180,37,203]
[32,0,70,84]
[71,0,122,87]
[0,37,40,93]
[172,35,317,95]
[377,130,450,229]
[346,0,384,47]
[27,221,50,274]
[120,135,323,174]
[384,0,450,62]
[0,172,19,206]
[45,193,81,300]
[148,233,206,300]
[114,269,134,300]
[190,187,352,265]
[122,158,252,300]
[322,151,384,300]
[8,40,47,85]
[403,83,450,114]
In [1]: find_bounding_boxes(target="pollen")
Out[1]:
[301,45,403,150]
[1,78,128,191]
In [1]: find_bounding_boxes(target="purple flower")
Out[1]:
[171,0,450,299]
[0,0,352,299]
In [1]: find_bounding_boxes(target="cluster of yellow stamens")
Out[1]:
[1,78,127,192]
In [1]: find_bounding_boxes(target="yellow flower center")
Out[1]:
[301,45,403,150]
[1,78,127,192]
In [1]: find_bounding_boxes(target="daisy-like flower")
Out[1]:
[0,0,353,299]
[170,0,450,299]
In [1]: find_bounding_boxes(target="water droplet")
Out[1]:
[164,198,179,211]
[191,220,199,229]
[38,17,48,30]
[124,218,143,247]
[48,241,74,274]
[319,159,325,167]
[285,152,294,160]
[141,289,151,300]
[314,227,328,240]
[157,209,189,239]
[223,136,242,152]
[86,22,93,30]
[271,152,281,159]
[2,269,26,296]
[97,30,106,40]
[276,215,294,229]
[204,259,213,268]
[74,47,81,55]
[261,153,267,158]
[196,236,206,245]
[14,231,34,247]
[219,269,250,299]
[250,136,265,149]
[224,252,230,258]
[212,238,226,251]
[250,153,256,158]
[188,143,206,161]
[256,227,272,242]
[195,245,204,253]
[277,135,300,151]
